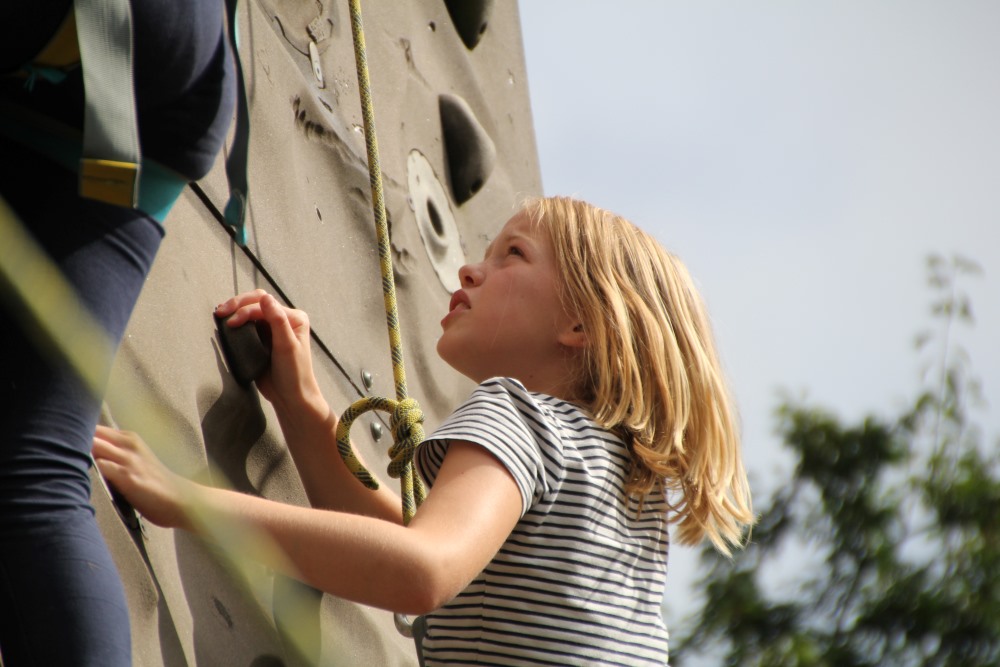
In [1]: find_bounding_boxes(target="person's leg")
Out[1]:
[0,514,134,666]
[0,139,163,666]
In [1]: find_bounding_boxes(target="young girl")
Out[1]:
[93,196,754,666]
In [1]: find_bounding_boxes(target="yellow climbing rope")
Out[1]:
[336,0,427,526]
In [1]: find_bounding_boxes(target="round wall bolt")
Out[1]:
[308,40,325,89]
[361,370,373,391]
[370,422,383,442]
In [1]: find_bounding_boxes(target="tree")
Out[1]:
[672,255,999,667]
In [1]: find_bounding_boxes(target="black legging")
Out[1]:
[0,1,235,663]
[0,138,163,665]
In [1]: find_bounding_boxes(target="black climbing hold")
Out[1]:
[215,313,272,387]
[110,485,142,532]
[439,93,496,205]
[443,0,494,50]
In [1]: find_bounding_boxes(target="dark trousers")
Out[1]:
[0,138,164,666]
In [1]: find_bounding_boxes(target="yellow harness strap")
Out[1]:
[32,10,81,69]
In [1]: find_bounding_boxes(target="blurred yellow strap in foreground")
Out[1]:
[0,194,114,396]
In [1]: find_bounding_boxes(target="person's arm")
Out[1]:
[93,427,522,615]
[216,290,400,520]
[269,394,404,522]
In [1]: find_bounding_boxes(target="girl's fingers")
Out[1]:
[91,426,188,528]
[227,293,309,348]
[93,457,126,483]
[223,303,265,328]
[91,434,117,462]
[215,289,269,319]
[93,425,132,459]
[217,291,308,338]
[95,423,132,442]
[259,294,305,352]
[92,426,160,476]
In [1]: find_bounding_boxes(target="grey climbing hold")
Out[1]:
[443,0,494,50]
[439,93,495,205]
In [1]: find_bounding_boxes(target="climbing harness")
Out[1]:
[0,0,140,208]
[0,0,250,237]
[0,101,187,223]
[336,0,429,654]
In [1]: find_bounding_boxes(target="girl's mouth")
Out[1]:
[448,289,470,312]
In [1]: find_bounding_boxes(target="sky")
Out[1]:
[518,0,1000,635]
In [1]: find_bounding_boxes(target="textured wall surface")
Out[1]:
[94,1,541,664]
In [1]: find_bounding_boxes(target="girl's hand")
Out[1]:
[92,425,192,529]
[215,290,327,419]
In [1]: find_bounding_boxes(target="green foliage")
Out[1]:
[672,256,999,667]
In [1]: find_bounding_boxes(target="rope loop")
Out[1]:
[335,395,427,525]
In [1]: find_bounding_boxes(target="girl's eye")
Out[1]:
[508,245,523,257]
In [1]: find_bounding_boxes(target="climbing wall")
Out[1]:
[93,1,540,665]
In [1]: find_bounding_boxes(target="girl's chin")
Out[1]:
[437,353,484,385]
[436,340,467,375]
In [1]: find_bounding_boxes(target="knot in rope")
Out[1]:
[386,397,424,479]
[335,395,427,525]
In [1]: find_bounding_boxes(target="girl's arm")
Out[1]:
[93,427,522,615]
[216,290,400,521]
[268,394,403,522]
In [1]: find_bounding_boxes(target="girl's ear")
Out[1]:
[558,322,588,349]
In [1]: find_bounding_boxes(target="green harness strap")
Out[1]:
[73,0,142,208]
[222,0,251,245]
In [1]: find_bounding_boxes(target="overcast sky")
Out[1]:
[519,0,1000,633]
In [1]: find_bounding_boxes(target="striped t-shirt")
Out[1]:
[416,377,670,666]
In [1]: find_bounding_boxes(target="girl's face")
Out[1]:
[437,211,584,395]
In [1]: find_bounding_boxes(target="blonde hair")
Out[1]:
[524,196,754,555]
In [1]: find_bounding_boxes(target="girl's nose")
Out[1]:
[458,262,484,287]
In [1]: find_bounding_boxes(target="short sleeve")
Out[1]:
[416,377,554,516]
